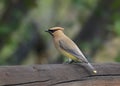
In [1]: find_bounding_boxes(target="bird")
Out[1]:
[46,27,97,74]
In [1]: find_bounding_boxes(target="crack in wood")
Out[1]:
[50,79,86,86]
[1,74,120,86]
[2,79,51,86]
[89,74,120,77]
[50,74,120,86]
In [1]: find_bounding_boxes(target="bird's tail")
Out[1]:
[87,62,97,74]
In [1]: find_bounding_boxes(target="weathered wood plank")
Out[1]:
[0,63,120,86]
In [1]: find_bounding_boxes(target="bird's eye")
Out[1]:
[49,30,55,33]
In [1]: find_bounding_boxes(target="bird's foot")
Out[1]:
[63,60,75,64]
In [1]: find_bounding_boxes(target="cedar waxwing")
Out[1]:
[46,27,97,74]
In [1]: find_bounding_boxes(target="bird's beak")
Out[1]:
[45,30,51,34]
[45,30,53,36]
[45,30,49,32]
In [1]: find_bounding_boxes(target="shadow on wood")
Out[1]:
[0,63,120,86]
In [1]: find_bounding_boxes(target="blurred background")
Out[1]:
[0,0,120,65]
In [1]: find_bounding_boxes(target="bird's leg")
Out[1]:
[68,60,75,64]
[64,58,75,64]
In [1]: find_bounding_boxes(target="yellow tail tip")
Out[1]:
[93,70,97,74]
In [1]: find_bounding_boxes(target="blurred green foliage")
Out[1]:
[0,0,120,65]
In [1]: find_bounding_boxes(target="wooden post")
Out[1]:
[0,63,120,86]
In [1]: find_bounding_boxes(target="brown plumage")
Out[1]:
[46,27,97,74]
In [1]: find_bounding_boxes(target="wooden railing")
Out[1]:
[0,63,120,86]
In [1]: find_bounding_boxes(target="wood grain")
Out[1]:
[0,63,120,86]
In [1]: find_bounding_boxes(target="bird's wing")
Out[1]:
[59,40,88,63]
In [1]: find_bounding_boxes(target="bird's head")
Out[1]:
[45,27,64,36]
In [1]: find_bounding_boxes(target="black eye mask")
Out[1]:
[49,30,56,33]
[45,30,57,37]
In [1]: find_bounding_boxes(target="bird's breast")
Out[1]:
[53,38,78,61]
